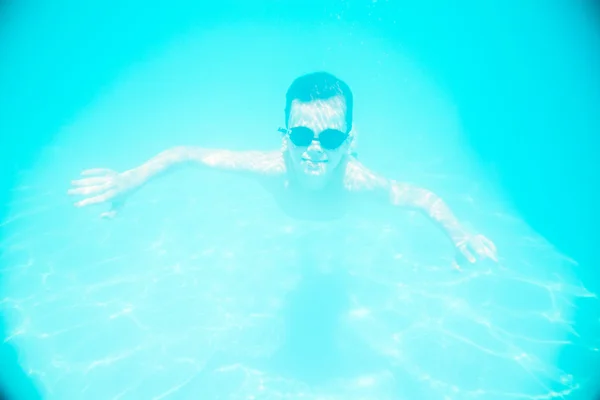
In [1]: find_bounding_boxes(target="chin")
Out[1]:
[298,173,331,190]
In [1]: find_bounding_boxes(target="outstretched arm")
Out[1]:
[389,182,466,243]
[69,146,284,217]
[345,161,497,263]
[117,146,284,187]
[391,182,497,263]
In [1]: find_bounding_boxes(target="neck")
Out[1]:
[284,154,349,193]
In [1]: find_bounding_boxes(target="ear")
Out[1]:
[348,125,359,153]
[281,134,289,152]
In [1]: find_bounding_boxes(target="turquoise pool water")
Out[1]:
[2,159,597,399]
[1,1,599,399]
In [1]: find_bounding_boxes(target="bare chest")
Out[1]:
[266,180,351,221]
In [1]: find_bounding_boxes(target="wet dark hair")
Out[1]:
[284,72,353,131]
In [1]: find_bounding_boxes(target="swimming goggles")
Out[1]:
[278,126,349,150]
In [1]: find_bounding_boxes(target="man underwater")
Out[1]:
[68,71,497,264]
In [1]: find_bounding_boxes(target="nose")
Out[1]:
[306,140,324,157]
[307,139,322,152]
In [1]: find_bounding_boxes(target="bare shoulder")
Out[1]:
[343,158,390,192]
[186,147,285,176]
[342,159,419,207]
[263,151,287,175]
[235,150,285,175]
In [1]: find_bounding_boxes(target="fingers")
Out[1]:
[99,199,125,219]
[459,245,477,263]
[71,177,108,187]
[74,190,116,207]
[69,170,112,200]
[465,251,477,263]
[474,246,496,262]
[81,168,114,176]
[70,168,121,209]
[451,260,462,272]
[484,247,498,262]
[68,185,107,196]
[484,237,498,255]
[476,235,498,262]
[456,234,498,266]
[100,210,118,219]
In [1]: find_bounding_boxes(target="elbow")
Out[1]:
[390,183,439,210]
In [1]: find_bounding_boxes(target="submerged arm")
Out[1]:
[389,181,467,244]
[345,161,497,262]
[389,181,497,262]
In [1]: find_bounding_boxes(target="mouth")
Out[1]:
[301,158,328,164]
[300,158,328,174]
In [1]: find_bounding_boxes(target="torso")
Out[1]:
[258,153,387,222]
[273,182,350,221]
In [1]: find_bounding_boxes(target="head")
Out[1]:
[282,72,354,190]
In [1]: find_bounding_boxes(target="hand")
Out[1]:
[68,168,136,219]
[455,234,498,264]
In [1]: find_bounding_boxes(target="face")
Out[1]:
[284,96,352,190]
